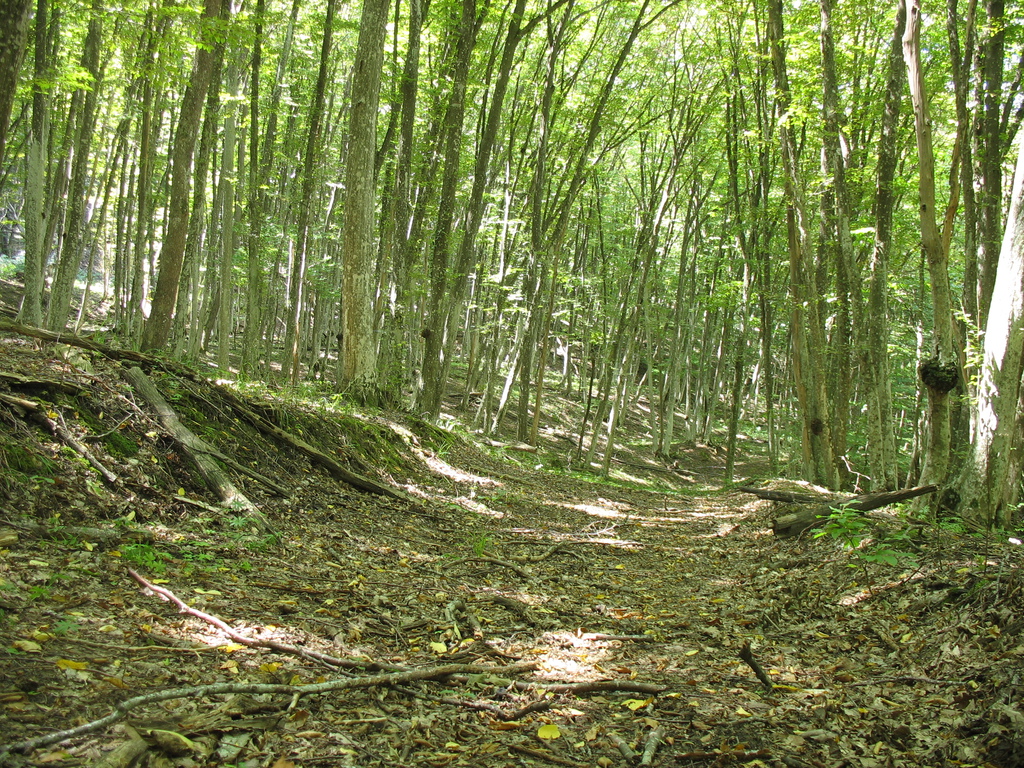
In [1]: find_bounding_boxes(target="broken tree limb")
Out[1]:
[123,367,273,531]
[737,484,939,537]
[0,660,537,758]
[0,319,154,364]
[0,393,119,485]
[739,640,774,692]
[210,381,411,501]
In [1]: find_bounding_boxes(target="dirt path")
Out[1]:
[0,336,1021,767]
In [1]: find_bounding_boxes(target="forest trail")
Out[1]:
[0,328,1021,768]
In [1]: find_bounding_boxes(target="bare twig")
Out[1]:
[508,744,588,767]
[738,641,774,692]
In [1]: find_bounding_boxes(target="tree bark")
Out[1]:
[955,128,1024,527]
[904,0,959,487]
[140,0,226,352]
[766,0,837,488]
[339,0,390,404]
[0,0,31,167]
[864,2,906,490]
[45,0,104,332]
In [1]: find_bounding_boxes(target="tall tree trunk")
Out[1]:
[973,0,1005,328]
[904,0,959,487]
[819,0,858,488]
[141,0,226,352]
[282,0,335,382]
[46,1,103,332]
[955,128,1024,527]
[767,0,837,488]
[339,0,390,405]
[377,0,425,402]
[864,1,906,491]
[19,0,50,326]
[419,0,481,417]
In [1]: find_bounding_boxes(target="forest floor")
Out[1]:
[0,287,1022,768]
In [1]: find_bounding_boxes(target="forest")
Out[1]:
[1,1,1024,765]
[0,0,1023,524]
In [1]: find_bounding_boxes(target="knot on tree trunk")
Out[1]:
[919,357,959,394]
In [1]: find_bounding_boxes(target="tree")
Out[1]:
[140,0,226,352]
[955,127,1024,527]
[0,0,31,167]
[903,0,959,487]
[338,0,390,404]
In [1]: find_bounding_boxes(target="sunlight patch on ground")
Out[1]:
[419,453,502,486]
[453,496,505,517]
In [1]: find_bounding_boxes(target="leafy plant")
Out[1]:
[471,534,494,556]
[120,542,169,574]
[816,506,918,569]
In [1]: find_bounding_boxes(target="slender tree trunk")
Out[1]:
[282,0,335,382]
[141,0,226,352]
[217,64,239,372]
[767,0,837,488]
[904,0,959,487]
[974,0,1005,328]
[0,0,31,167]
[19,0,50,326]
[864,2,906,490]
[419,0,481,417]
[46,1,103,332]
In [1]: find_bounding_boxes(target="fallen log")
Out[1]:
[124,367,274,532]
[738,484,938,537]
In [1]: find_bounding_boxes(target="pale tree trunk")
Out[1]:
[904,0,959,488]
[46,2,103,332]
[338,0,390,405]
[217,63,239,373]
[242,0,299,376]
[141,0,226,352]
[864,2,905,490]
[956,128,1024,528]
[419,0,480,417]
[0,0,31,167]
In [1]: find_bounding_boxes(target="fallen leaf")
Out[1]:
[537,724,561,740]
[55,658,88,670]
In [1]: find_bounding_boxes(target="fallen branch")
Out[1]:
[0,393,119,485]
[737,484,939,537]
[640,726,666,766]
[211,381,411,501]
[0,319,155,365]
[0,661,535,757]
[123,367,273,532]
[128,568,381,670]
[739,641,774,692]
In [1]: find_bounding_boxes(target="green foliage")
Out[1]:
[471,534,494,556]
[120,542,169,574]
[815,506,918,569]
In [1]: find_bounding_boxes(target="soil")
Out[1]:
[0,307,1022,768]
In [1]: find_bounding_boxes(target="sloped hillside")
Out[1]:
[0,326,1021,768]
